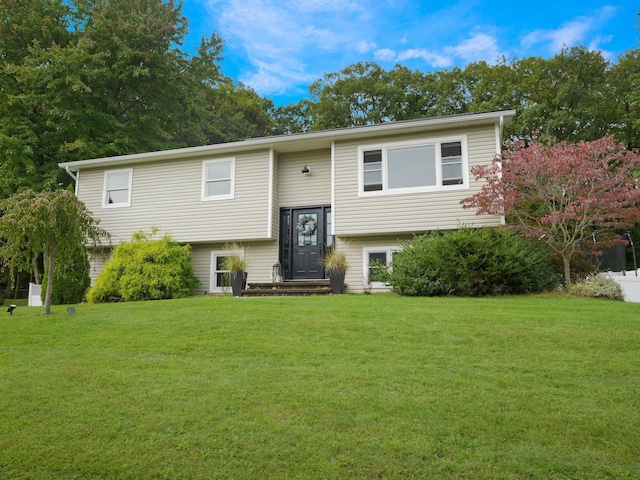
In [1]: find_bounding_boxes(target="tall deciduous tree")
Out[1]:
[461,137,640,285]
[609,48,640,150]
[0,190,108,314]
[0,0,273,198]
[303,62,470,131]
[509,47,615,143]
[272,99,315,135]
[279,44,631,143]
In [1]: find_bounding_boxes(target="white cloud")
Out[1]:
[523,20,590,50]
[240,62,309,96]
[521,6,618,52]
[288,0,362,12]
[356,40,377,54]
[374,35,500,70]
[397,49,452,68]
[445,33,503,63]
[204,0,371,95]
[238,56,318,97]
[374,48,397,62]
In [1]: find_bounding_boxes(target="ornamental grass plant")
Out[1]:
[220,243,247,272]
[321,248,349,272]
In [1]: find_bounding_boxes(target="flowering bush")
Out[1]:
[566,275,624,301]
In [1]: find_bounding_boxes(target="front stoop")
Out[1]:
[243,280,336,297]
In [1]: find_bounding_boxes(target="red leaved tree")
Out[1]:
[461,136,640,285]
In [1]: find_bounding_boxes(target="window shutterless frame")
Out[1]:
[209,249,244,293]
[358,135,468,196]
[202,158,235,201]
[363,246,400,289]
[102,168,133,208]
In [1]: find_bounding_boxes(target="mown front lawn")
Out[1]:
[1,294,638,479]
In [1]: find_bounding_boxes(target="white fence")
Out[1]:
[607,271,640,303]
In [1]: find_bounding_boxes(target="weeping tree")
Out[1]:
[0,189,109,314]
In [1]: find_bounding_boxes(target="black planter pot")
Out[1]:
[328,269,346,294]
[230,271,247,297]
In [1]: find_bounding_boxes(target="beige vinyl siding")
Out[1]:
[243,241,280,283]
[84,240,278,295]
[190,241,279,294]
[334,125,502,236]
[190,244,216,294]
[87,249,111,286]
[76,150,273,244]
[87,236,405,294]
[277,149,331,207]
[336,235,414,293]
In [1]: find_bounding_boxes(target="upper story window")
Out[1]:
[441,141,463,186]
[103,168,132,208]
[360,136,467,196]
[363,150,383,192]
[202,158,235,201]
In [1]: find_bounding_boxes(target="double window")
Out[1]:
[202,158,235,201]
[103,169,133,208]
[360,136,467,195]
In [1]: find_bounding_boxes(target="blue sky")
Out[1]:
[181,1,639,106]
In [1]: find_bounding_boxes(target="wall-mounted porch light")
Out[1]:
[301,165,311,174]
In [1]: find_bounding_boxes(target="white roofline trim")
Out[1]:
[59,110,516,171]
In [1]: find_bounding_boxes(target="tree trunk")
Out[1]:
[13,270,19,299]
[43,235,55,315]
[562,253,572,286]
[32,254,41,285]
[2,272,11,300]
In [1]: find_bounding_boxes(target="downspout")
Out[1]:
[330,140,336,239]
[267,148,274,239]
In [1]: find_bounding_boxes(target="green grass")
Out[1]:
[1,294,639,479]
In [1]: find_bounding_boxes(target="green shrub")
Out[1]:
[566,275,624,301]
[42,246,91,305]
[373,234,450,296]
[382,227,559,297]
[87,231,199,302]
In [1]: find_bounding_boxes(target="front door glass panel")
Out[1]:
[297,213,318,246]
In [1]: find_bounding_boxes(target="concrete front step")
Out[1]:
[242,287,332,297]
[243,280,336,297]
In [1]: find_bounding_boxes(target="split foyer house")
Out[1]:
[59,110,515,293]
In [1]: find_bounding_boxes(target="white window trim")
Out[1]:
[363,246,400,290]
[102,168,133,209]
[209,248,244,293]
[358,135,469,197]
[202,158,235,201]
